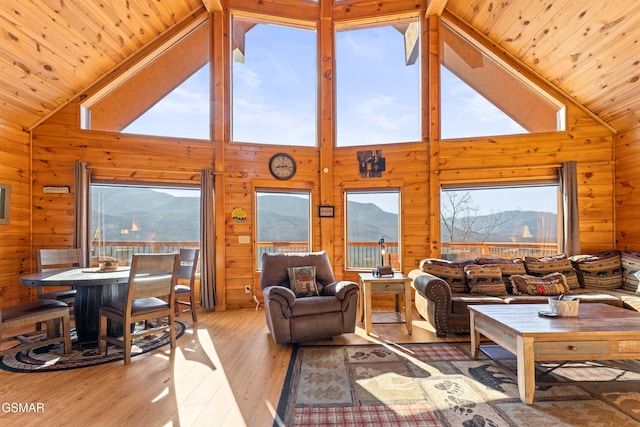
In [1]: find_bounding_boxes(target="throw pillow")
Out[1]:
[287,266,319,298]
[476,257,526,294]
[569,250,622,290]
[510,272,570,296]
[420,258,475,293]
[524,254,580,290]
[463,265,508,296]
[621,250,640,293]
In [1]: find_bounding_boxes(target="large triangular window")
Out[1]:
[81,20,210,140]
[440,21,565,139]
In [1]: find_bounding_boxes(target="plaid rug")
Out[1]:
[274,342,640,427]
[0,321,185,372]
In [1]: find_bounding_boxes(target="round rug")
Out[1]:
[0,321,185,372]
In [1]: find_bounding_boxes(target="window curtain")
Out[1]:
[560,161,580,256]
[74,161,91,268]
[200,169,217,309]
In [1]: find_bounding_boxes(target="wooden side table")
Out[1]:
[358,272,412,335]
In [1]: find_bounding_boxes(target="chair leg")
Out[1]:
[123,323,132,365]
[190,297,198,322]
[169,314,176,349]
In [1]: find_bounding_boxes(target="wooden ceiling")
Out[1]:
[1,0,639,133]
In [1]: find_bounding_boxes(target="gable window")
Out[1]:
[231,16,317,146]
[80,20,210,140]
[345,190,401,269]
[440,21,565,139]
[91,184,201,266]
[256,190,311,270]
[440,184,560,260]
[335,18,421,147]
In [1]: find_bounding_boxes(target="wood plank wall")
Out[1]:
[615,124,640,248]
[0,119,31,307]
[3,2,622,310]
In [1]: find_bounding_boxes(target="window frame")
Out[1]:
[89,182,202,266]
[334,15,422,147]
[230,14,319,147]
[439,181,562,260]
[254,186,313,271]
[343,187,402,271]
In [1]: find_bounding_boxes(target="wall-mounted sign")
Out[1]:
[43,186,70,194]
[231,207,247,223]
[357,150,385,178]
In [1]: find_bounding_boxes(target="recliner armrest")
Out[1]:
[322,281,359,300]
[263,285,296,307]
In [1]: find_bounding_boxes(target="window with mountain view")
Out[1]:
[256,190,311,270]
[91,184,200,265]
[231,16,317,146]
[440,21,565,139]
[345,190,400,270]
[440,185,560,260]
[335,18,421,147]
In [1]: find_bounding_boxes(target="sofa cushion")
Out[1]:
[510,272,570,296]
[463,265,508,296]
[570,250,623,290]
[287,266,319,298]
[476,257,526,294]
[621,250,640,293]
[420,258,475,293]
[524,254,580,290]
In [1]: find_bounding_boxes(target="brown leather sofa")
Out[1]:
[260,251,360,344]
[409,251,640,338]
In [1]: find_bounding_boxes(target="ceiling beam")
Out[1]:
[426,0,448,16]
[201,0,222,13]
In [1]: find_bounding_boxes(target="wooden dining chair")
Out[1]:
[98,253,179,364]
[35,248,82,305]
[175,248,200,322]
[0,300,72,356]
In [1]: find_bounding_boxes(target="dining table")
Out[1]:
[20,267,131,344]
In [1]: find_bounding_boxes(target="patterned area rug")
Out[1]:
[274,343,640,427]
[0,321,185,372]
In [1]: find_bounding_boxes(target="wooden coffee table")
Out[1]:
[469,303,640,404]
[358,273,412,335]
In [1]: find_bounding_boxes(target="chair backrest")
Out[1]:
[126,253,180,304]
[260,251,336,292]
[177,248,200,284]
[36,248,82,272]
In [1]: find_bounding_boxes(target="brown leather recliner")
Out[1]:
[260,251,360,344]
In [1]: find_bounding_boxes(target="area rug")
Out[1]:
[274,342,640,426]
[0,321,185,372]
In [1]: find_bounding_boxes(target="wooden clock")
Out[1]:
[269,153,297,180]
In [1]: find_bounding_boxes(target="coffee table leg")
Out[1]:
[470,311,480,359]
[517,335,536,404]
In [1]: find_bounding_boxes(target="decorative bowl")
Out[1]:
[98,259,119,272]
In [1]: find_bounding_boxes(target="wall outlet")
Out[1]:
[244,285,252,294]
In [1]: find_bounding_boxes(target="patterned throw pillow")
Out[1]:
[476,257,526,294]
[621,250,640,293]
[464,265,508,296]
[287,266,319,298]
[420,258,475,293]
[524,254,580,290]
[570,250,622,290]
[510,272,570,296]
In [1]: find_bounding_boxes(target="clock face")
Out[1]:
[269,153,296,180]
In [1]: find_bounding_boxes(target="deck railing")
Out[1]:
[93,240,559,267]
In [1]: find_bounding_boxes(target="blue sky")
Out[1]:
[124,19,555,213]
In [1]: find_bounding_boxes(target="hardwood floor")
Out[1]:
[0,307,468,427]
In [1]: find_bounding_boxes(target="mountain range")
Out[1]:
[91,189,556,243]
